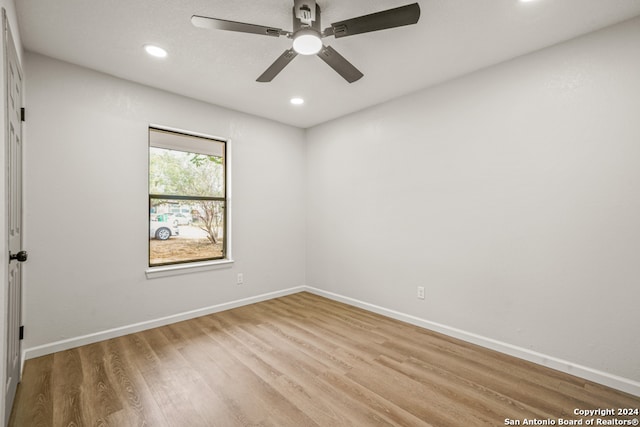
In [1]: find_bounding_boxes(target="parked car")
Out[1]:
[172,213,193,226]
[150,215,179,240]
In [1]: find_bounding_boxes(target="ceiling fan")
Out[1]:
[191,0,421,83]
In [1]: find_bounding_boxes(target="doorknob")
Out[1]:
[9,251,28,263]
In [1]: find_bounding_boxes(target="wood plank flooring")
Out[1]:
[9,292,640,426]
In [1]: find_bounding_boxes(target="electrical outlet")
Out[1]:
[237,273,244,285]
[417,286,425,300]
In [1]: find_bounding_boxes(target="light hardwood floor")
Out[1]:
[9,292,640,426]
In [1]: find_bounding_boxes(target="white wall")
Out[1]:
[22,53,306,352]
[306,17,640,383]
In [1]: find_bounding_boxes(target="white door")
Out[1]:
[3,10,24,425]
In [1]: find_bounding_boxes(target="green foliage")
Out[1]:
[150,148,224,197]
[190,154,223,167]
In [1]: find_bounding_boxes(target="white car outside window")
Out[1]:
[150,216,179,240]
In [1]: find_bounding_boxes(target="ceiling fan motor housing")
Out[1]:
[292,0,322,55]
[293,0,321,33]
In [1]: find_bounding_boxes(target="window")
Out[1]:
[148,127,228,267]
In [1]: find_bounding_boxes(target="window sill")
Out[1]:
[145,259,234,279]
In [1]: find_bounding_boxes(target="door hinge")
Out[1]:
[20,107,25,122]
[19,326,24,340]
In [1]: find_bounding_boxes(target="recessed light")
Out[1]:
[290,97,304,105]
[144,44,167,58]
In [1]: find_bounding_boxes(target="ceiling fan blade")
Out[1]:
[191,15,290,37]
[325,3,420,38]
[317,46,363,83]
[257,49,298,82]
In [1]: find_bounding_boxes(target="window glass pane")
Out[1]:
[149,199,225,266]
[149,147,224,198]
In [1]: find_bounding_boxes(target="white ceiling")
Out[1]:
[16,0,640,128]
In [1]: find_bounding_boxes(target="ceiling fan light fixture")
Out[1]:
[292,29,322,55]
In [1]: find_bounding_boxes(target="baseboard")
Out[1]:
[305,286,640,397]
[22,286,305,361]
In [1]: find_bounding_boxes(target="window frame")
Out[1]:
[145,125,233,279]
